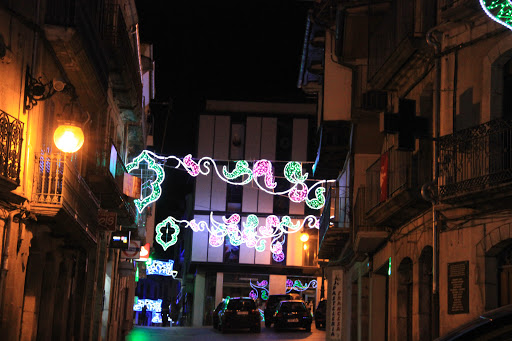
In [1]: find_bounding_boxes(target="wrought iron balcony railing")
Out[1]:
[438,119,512,200]
[0,109,23,187]
[318,186,350,259]
[32,152,100,230]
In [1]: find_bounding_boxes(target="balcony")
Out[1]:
[31,152,100,244]
[318,186,350,260]
[438,119,512,209]
[86,142,137,226]
[353,187,388,256]
[44,0,110,109]
[103,4,143,124]
[365,148,431,227]
[0,109,23,198]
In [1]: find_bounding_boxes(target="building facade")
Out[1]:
[300,0,512,340]
[0,0,153,340]
[187,100,325,327]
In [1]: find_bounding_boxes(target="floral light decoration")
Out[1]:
[133,298,162,312]
[285,279,318,293]
[153,213,319,254]
[249,279,269,301]
[126,150,165,213]
[146,259,178,278]
[127,150,333,212]
[480,0,512,31]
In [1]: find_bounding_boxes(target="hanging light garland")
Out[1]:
[127,150,332,213]
[480,0,512,30]
[154,212,319,253]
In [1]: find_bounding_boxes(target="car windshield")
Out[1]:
[268,295,292,307]
[227,299,256,311]
[280,302,307,313]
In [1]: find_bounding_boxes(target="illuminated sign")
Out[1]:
[146,259,178,278]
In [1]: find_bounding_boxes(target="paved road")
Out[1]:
[126,324,326,341]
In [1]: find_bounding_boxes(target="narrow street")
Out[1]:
[126,324,326,341]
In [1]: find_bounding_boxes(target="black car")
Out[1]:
[435,304,512,340]
[314,299,326,328]
[217,297,261,333]
[264,294,293,327]
[273,300,312,332]
[212,299,226,330]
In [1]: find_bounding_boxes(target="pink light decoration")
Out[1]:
[189,220,202,232]
[183,154,200,176]
[209,234,224,247]
[259,215,279,236]
[223,214,241,225]
[271,241,283,255]
[289,184,308,202]
[253,160,277,189]
[273,252,285,262]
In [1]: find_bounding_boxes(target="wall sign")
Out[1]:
[448,261,469,314]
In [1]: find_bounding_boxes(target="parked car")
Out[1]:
[212,298,226,330]
[273,300,312,332]
[435,304,512,340]
[264,294,293,328]
[217,297,261,333]
[314,299,326,328]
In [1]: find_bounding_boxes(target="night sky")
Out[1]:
[134,1,314,253]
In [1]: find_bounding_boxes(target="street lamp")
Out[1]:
[53,97,88,153]
[300,232,309,243]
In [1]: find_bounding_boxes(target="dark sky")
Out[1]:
[135,1,312,103]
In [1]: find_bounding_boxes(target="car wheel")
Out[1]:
[265,320,271,328]
[315,321,320,329]
[306,324,311,332]
[220,323,227,334]
[252,325,261,333]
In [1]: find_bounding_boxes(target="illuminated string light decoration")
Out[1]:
[128,150,333,211]
[153,213,319,253]
[146,259,178,278]
[285,279,318,293]
[480,0,512,31]
[273,252,285,262]
[126,150,165,213]
[154,217,180,251]
[133,299,162,312]
[249,279,269,300]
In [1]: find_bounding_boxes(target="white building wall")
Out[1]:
[193,272,206,327]
[269,274,287,295]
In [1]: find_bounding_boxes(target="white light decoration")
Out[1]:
[480,0,512,31]
[146,259,178,278]
[285,279,318,293]
[133,298,162,312]
[127,150,334,212]
[154,213,319,254]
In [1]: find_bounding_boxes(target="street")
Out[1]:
[125,324,326,340]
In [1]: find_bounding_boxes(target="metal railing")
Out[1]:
[366,148,432,212]
[0,109,24,185]
[353,187,370,237]
[438,119,512,198]
[32,151,100,215]
[318,186,350,246]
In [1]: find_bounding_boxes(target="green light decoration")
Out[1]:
[480,0,512,31]
[306,187,326,210]
[388,257,392,276]
[155,217,180,251]
[222,160,253,185]
[284,161,308,183]
[126,150,165,213]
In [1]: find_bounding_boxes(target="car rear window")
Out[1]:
[227,299,256,311]
[268,295,292,307]
[280,302,307,312]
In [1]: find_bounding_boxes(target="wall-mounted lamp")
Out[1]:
[24,66,67,111]
[53,98,88,153]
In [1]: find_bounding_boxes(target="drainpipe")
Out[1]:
[0,209,21,326]
[425,28,441,339]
